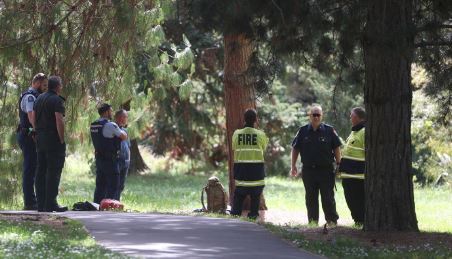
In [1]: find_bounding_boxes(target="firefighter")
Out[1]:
[291,105,341,226]
[90,103,127,204]
[230,109,269,219]
[17,73,47,210]
[338,107,366,225]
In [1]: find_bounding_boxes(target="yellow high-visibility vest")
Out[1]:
[341,128,365,162]
[232,127,268,163]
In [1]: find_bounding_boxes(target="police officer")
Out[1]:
[115,109,130,201]
[33,75,67,212]
[291,105,341,225]
[91,104,127,204]
[17,73,47,210]
[339,107,366,225]
[230,109,269,219]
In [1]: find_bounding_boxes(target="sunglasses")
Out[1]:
[311,113,322,117]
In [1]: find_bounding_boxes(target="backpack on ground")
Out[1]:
[201,176,228,214]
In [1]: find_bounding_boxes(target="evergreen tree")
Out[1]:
[187,0,451,231]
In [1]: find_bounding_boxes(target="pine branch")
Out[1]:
[415,41,452,48]
[0,0,86,50]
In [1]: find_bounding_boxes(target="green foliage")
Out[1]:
[412,90,452,185]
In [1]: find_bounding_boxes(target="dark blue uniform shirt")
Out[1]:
[292,123,342,170]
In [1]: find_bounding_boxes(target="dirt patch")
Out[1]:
[296,225,452,249]
[0,213,68,229]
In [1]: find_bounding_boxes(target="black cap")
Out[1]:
[98,103,112,115]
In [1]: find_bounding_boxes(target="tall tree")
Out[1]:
[223,33,256,199]
[363,0,418,231]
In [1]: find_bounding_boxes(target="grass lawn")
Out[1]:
[0,214,126,258]
[2,152,451,258]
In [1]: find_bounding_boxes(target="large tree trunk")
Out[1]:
[363,0,418,231]
[223,33,256,204]
[128,139,148,175]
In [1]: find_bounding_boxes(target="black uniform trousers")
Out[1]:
[35,132,66,210]
[94,157,120,204]
[231,186,264,218]
[17,132,37,208]
[342,178,365,224]
[302,168,339,224]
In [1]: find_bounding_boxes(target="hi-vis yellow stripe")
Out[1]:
[338,173,365,179]
[342,155,365,162]
[235,179,265,186]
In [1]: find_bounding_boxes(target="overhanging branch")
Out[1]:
[0,0,85,50]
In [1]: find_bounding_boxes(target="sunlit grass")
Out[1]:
[0,218,126,258]
[4,152,452,234]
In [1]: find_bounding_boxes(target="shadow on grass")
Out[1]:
[266,223,452,259]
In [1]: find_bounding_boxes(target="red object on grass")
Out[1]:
[99,199,124,211]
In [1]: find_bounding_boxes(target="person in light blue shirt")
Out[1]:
[90,104,127,203]
[115,109,130,201]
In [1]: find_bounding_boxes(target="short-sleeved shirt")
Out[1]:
[20,87,38,113]
[34,90,65,132]
[101,120,125,139]
[292,123,341,169]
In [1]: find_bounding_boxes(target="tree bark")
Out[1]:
[363,0,418,231]
[223,33,256,204]
[128,139,148,175]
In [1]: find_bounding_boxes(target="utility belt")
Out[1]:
[95,150,120,160]
[16,125,35,137]
[302,164,334,170]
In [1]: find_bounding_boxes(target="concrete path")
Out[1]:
[3,211,322,259]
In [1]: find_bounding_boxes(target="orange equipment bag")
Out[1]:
[99,199,124,211]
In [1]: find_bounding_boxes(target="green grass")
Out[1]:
[54,154,452,233]
[265,224,452,259]
[0,217,127,258]
[2,153,451,258]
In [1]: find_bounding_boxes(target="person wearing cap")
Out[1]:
[33,75,67,212]
[17,73,48,210]
[338,107,366,225]
[114,109,130,201]
[290,104,341,226]
[90,103,127,203]
[230,109,269,219]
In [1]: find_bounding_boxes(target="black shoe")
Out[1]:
[45,205,68,212]
[23,204,38,210]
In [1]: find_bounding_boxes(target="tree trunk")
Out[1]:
[128,139,148,175]
[223,33,256,204]
[363,0,418,231]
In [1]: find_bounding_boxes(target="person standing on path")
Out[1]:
[33,75,67,212]
[115,109,130,201]
[338,107,366,225]
[90,104,127,203]
[17,73,48,210]
[230,109,269,219]
[290,105,341,226]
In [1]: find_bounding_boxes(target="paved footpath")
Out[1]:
[3,211,323,259]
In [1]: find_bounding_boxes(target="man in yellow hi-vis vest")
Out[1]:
[230,109,269,219]
[338,107,366,225]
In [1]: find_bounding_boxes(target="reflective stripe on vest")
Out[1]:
[338,173,365,179]
[235,179,265,187]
